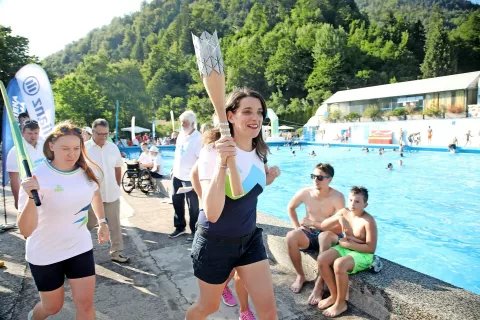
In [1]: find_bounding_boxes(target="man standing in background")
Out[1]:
[86,119,129,263]
[169,111,202,241]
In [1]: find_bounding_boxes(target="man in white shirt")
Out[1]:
[85,119,129,263]
[6,120,45,209]
[137,142,150,168]
[170,111,202,241]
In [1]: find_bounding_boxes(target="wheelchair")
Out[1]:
[122,162,154,194]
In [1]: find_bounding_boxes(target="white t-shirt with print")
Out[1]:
[18,160,99,266]
[6,138,46,173]
[172,130,202,181]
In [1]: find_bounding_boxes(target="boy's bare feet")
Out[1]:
[317,295,336,310]
[290,275,305,293]
[323,301,348,317]
[307,283,324,305]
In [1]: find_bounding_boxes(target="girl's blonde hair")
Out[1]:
[43,121,102,186]
[202,128,221,147]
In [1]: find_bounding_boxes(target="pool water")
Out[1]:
[125,147,480,294]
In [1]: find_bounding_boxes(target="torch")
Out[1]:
[192,31,243,197]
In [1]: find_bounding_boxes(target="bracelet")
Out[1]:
[98,218,107,224]
[217,122,229,127]
[219,163,228,169]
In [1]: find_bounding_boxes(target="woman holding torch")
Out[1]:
[17,121,109,320]
[186,88,278,320]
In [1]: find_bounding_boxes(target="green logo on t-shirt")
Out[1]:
[54,185,64,192]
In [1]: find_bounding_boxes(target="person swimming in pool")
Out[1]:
[386,163,393,170]
[398,160,403,167]
[310,150,317,157]
[286,163,345,303]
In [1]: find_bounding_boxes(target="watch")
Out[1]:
[98,218,107,225]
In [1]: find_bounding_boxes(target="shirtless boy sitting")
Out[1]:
[286,163,344,298]
[317,186,378,317]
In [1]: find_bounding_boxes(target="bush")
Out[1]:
[344,112,361,122]
[423,106,442,116]
[296,127,303,136]
[331,110,343,120]
[391,108,407,116]
[447,104,464,113]
[363,105,381,120]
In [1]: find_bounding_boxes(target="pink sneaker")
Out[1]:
[239,306,256,320]
[221,286,237,307]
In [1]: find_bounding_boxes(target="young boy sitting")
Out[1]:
[317,186,378,317]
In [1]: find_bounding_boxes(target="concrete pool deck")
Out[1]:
[0,181,371,320]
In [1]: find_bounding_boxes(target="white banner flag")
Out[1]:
[131,116,135,142]
[15,64,55,138]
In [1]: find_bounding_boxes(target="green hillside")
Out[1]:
[37,0,480,130]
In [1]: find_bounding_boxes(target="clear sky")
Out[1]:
[0,0,146,59]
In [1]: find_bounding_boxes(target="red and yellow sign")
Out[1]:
[368,130,392,144]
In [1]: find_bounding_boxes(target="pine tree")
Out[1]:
[420,6,453,78]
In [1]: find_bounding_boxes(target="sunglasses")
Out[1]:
[311,174,331,181]
[23,120,38,125]
[59,127,82,135]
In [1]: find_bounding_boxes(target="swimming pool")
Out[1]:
[125,146,480,294]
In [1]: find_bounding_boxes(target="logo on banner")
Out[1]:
[11,96,27,118]
[23,76,40,95]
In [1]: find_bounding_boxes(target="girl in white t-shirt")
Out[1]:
[18,121,109,320]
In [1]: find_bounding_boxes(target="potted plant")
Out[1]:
[388,108,407,120]
[362,105,382,121]
[445,104,466,119]
[344,112,361,122]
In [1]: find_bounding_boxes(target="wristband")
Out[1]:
[98,218,107,225]
[219,163,228,169]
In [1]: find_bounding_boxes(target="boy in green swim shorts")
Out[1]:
[317,186,378,317]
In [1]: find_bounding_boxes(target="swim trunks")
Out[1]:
[332,245,374,274]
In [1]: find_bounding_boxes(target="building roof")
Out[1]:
[324,71,480,104]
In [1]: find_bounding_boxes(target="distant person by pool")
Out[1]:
[365,148,369,153]
[292,150,296,157]
[310,150,316,157]
[398,160,403,167]
[386,163,393,170]
[465,130,473,147]
[400,153,404,157]
[448,137,458,153]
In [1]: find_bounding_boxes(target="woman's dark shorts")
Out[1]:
[29,249,95,292]
[191,227,267,285]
